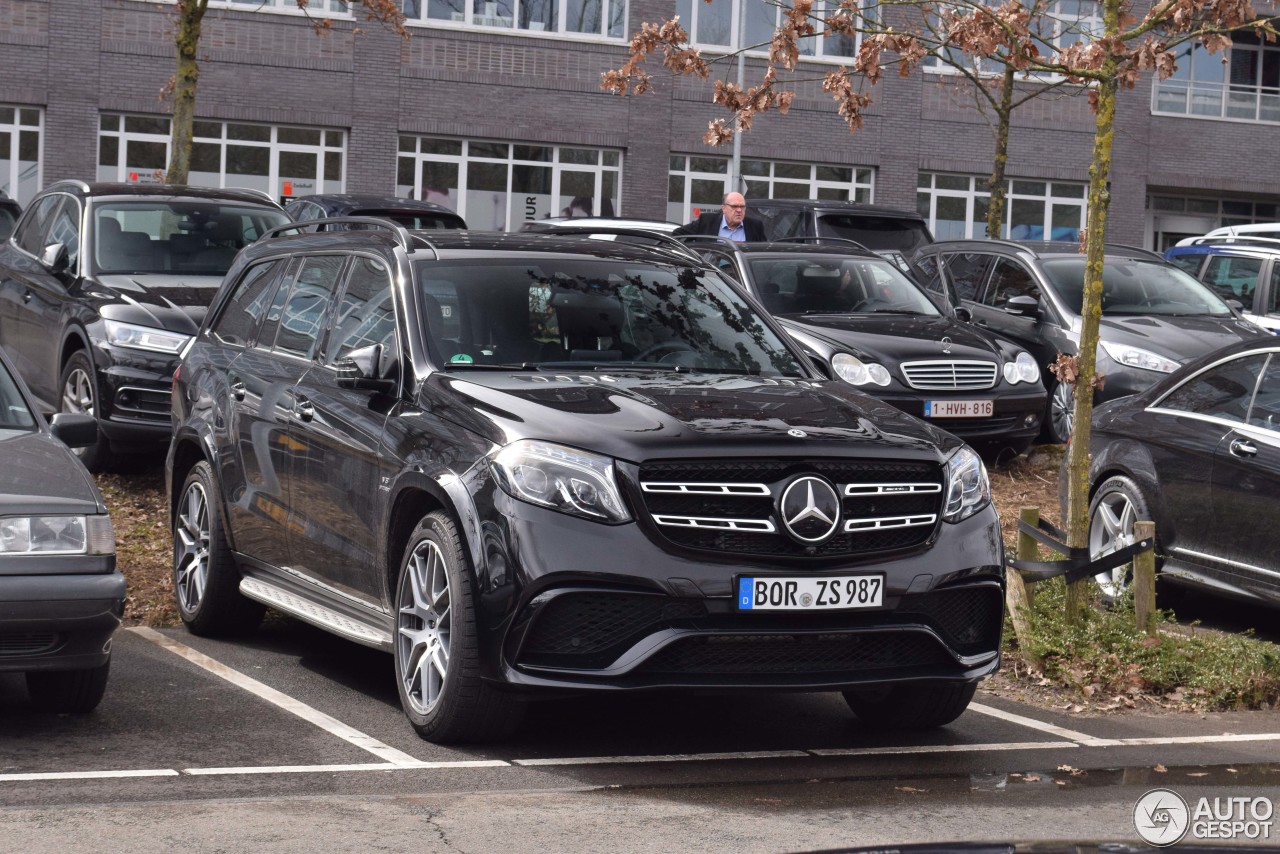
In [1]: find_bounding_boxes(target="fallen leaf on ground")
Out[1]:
[895,786,927,794]
[1154,764,1167,773]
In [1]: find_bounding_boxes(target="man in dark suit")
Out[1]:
[674,192,767,242]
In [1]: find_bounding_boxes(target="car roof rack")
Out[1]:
[771,235,874,254]
[260,217,426,256]
[1181,235,1280,250]
[49,178,92,193]
[228,186,280,204]
[531,225,705,264]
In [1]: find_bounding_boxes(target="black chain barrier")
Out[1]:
[1008,516,1154,585]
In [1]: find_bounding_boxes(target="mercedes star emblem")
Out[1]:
[940,336,953,354]
[779,476,841,543]
[787,428,807,438]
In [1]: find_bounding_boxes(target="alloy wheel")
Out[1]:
[1050,382,1073,442]
[1089,488,1136,598]
[62,367,95,416]
[398,539,452,716]
[174,480,211,614]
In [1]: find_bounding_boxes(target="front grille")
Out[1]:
[521,592,707,668]
[639,459,943,557]
[899,585,1003,656]
[113,386,171,420]
[901,360,998,390]
[0,632,59,656]
[637,631,951,675]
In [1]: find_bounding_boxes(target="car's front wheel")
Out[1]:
[1088,475,1156,603]
[1043,380,1074,445]
[842,681,977,729]
[174,461,265,636]
[394,511,523,744]
[59,351,115,472]
[25,661,111,713]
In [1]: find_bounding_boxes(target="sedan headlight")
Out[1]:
[1098,341,1179,374]
[491,440,631,524]
[1002,351,1041,385]
[104,319,192,355]
[0,514,115,555]
[831,352,891,387]
[942,446,990,523]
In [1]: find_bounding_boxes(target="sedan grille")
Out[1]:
[901,360,997,390]
[0,632,59,656]
[637,631,952,675]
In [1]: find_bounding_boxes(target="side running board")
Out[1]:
[240,576,393,650]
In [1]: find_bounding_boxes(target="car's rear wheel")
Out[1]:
[1042,380,1074,444]
[174,461,264,636]
[25,661,111,713]
[394,511,523,744]
[59,351,116,472]
[1088,475,1155,603]
[842,681,977,729]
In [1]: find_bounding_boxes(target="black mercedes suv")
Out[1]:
[0,181,290,470]
[167,221,1006,743]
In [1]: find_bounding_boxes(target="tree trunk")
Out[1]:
[985,67,1015,239]
[1063,44,1120,623]
[167,0,208,186]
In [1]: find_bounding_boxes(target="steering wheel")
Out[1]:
[634,340,696,362]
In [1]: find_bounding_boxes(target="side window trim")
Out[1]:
[319,251,399,367]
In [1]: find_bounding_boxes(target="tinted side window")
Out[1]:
[210,259,288,347]
[47,198,81,270]
[1269,265,1280,316]
[1165,252,1205,274]
[274,255,346,358]
[1249,355,1280,431]
[1201,255,1263,304]
[754,207,804,240]
[983,258,1041,308]
[328,256,395,364]
[13,195,61,254]
[1159,354,1266,422]
[911,255,941,292]
[941,252,992,301]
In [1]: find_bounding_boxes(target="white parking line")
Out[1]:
[0,769,180,782]
[967,701,1106,743]
[513,750,809,767]
[183,760,510,776]
[132,626,422,766]
[808,741,1077,757]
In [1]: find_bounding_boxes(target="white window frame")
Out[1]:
[1152,33,1280,124]
[668,155,874,222]
[404,0,627,40]
[0,106,43,205]
[917,172,1087,242]
[675,0,860,62]
[922,0,1101,77]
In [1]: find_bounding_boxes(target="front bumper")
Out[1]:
[0,572,127,672]
[877,386,1046,444]
[92,341,177,447]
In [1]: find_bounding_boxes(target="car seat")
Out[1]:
[194,217,245,269]
[96,217,158,272]
[793,269,848,313]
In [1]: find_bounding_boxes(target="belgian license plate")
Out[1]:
[737,575,885,611]
[924,399,993,418]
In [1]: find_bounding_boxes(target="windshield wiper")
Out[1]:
[442,362,540,371]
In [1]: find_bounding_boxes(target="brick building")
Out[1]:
[2,0,1277,248]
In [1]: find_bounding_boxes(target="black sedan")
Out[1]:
[1080,339,1280,605]
[0,347,123,712]
[687,238,1047,460]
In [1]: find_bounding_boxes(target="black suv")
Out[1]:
[168,220,1006,743]
[683,237,1046,460]
[911,239,1272,443]
[285,194,466,230]
[0,181,290,470]
[751,199,935,271]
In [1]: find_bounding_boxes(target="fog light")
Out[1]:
[1024,413,1038,427]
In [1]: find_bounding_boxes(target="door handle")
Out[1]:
[230,381,246,401]
[295,399,315,421]
[1230,438,1257,458]
[22,289,32,303]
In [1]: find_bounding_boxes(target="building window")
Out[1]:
[396,137,622,230]
[213,0,354,16]
[667,155,873,222]
[674,0,857,59]
[403,0,625,38]
[917,173,1086,241]
[98,114,345,202]
[1148,194,1280,229]
[1154,32,1280,123]
[0,106,42,205]
[924,1,1100,74]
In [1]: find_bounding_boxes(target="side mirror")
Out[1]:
[335,343,396,393]
[40,242,70,275]
[1225,298,1245,312]
[953,305,973,323]
[49,412,98,448]
[1004,295,1039,318]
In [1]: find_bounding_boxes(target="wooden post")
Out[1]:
[1006,506,1041,669]
[1133,520,1157,637]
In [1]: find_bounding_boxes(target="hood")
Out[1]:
[1099,314,1271,362]
[93,273,227,333]
[425,370,959,463]
[0,430,104,515]
[779,314,1004,362]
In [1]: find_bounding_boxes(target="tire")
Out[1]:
[26,661,111,713]
[842,681,977,729]
[1087,475,1155,603]
[394,511,523,744]
[59,350,115,472]
[1041,379,1074,445]
[173,461,265,636]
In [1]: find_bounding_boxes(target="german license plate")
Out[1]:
[924,399,993,418]
[736,575,885,611]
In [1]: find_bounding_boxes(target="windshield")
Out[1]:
[0,358,36,435]
[746,255,941,317]
[415,258,805,377]
[816,214,933,255]
[92,201,290,275]
[1039,257,1234,317]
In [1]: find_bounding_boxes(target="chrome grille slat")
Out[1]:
[652,515,776,532]
[642,482,770,496]
[843,483,942,496]
[844,514,938,532]
[900,360,997,390]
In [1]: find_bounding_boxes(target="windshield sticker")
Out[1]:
[449,353,474,365]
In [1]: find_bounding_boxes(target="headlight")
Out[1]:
[0,514,115,555]
[942,446,990,523]
[1098,341,1179,373]
[831,352,891,386]
[1002,351,1041,384]
[491,440,631,524]
[104,319,192,355]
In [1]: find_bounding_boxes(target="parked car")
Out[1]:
[0,180,290,471]
[1076,338,1280,606]
[750,199,935,272]
[0,345,122,712]
[520,216,680,234]
[910,239,1272,443]
[1174,222,1280,246]
[285,193,465,230]
[0,191,21,241]
[682,236,1046,460]
[168,220,1006,743]
[1162,241,1280,333]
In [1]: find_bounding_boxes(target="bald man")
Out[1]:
[673,192,767,242]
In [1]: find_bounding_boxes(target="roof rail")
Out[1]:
[49,178,92,193]
[1103,243,1165,261]
[1183,235,1280,250]
[676,234,740,251]
[260,217,420,254]
[772,235,874,254]
[228,186,281,205]
[531,225,705,263]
